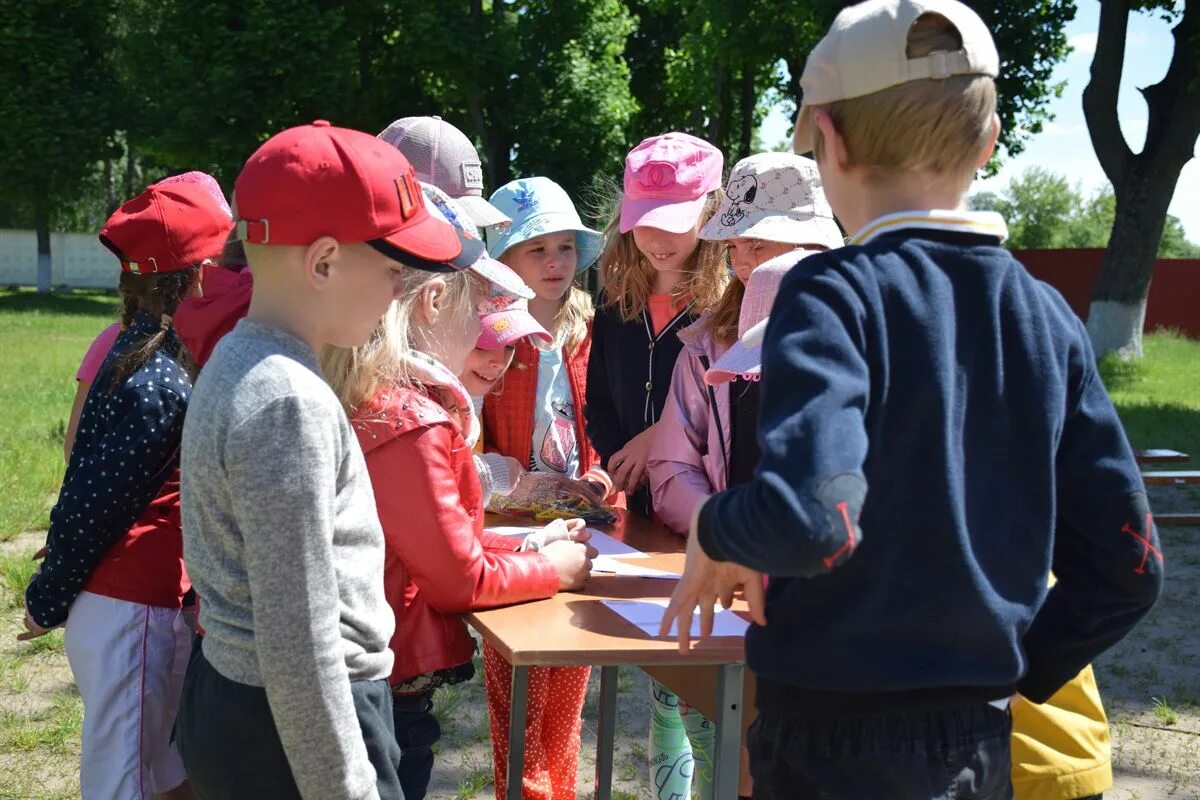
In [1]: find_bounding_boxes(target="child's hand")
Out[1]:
[609,425,657,494]
[523,518,588,551]
[17,608,56,642]
[541,540,597,591]
[660,507,767,652]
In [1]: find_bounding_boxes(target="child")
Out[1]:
[463,283,553,504]
[587,132,726,517]
[175,121,468,800]
[481,176,607,800]
[22,177,231,799]
[643,154,840,799]
[649,152,842,536]
[584,132,726,800]
[662,2,1162,798]
[322,209,593,800]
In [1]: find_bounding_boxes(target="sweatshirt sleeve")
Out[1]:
[648,349,720,535]
[225,395,380,800]
[372,425,559,613]
[584,306,626,467]
[1017,336,1163,703]
[27,384,185,628]
[696,266,869,576]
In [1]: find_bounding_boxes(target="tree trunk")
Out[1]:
[738,62,754,160]
[1086,168,1175,358]
[34,192,51,295]
[708,60,725,144]
[1082,0,1200,358]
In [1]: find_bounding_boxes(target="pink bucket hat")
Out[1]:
[704,253,799,385]
[619,132,724,234]
[476,281,552,350]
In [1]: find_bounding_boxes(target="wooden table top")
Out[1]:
[465,511,748,667]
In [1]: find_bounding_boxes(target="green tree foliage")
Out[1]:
[970,167,1200,257]
[2,1,1078,246]
[0,0,121,288]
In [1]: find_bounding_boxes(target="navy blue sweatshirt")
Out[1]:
[698,218,1163,709]
[586,299,696,515]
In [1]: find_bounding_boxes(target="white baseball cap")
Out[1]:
[792,0,999,154]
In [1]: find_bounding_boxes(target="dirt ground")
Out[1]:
[1,484,1197,799]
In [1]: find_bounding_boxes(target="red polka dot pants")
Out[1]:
[484,642,590,800]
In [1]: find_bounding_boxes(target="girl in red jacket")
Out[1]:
[480,177,610,800]
[323,209,595,800]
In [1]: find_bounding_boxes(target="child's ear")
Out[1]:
[812,109,851,172]
[976,113,1001,170]
[419,277,449,326]
[303,237,339,291]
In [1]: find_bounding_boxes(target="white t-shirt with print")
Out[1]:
[530,344,580,478]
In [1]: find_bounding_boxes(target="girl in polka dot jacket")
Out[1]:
[22,176,232,800]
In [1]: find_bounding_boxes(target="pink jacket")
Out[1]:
[647,312,732,535]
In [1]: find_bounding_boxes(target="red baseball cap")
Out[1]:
[233,120,465,268]
[100,181,233,274]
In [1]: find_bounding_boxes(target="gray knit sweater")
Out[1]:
[181,319,394,800]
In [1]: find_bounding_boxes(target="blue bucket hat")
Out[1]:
[485,177,603,273]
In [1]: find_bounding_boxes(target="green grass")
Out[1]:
[0,688,83,754]
[0,289,1197,546]
[0,552,39,608]
[1099,329,1200,467]
[1151,696,1179,726]
[0,288,117,541]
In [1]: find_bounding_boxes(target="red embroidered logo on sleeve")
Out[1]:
[1120,512,1162,575]
[822,501,860,569]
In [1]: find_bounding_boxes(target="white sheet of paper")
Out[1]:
[602,599,750,638]
[484,526,650,558]
[590,556,679,579]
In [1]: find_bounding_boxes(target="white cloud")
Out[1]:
[1069,32,1098,57]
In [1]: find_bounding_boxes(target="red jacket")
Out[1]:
[355,385,560,686]
[483,330,599,472]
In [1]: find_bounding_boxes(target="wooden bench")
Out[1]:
[1135,449,1190,465]
[1140,470,1200,527]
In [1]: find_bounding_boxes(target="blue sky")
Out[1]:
[759,1,1200,238]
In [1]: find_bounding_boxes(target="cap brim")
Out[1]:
[369,216,484,272]
[793,106,815,155]
[487,212,604,273]
[477,309,553,349]
[619,195,707,234]
[704,343,762,386]
[455,194,512,228]
[699,210,843,250]
[470,255,534,298]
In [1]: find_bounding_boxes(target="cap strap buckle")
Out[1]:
[125,257,159,274]
[236,218,270,244]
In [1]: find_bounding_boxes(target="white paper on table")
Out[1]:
[590,556,679,579]
[484,526,650,558]
[602,598,750,638]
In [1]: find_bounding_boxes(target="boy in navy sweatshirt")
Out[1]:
[662,1,1163,798]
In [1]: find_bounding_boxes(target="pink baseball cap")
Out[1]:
[619,132,724,234]
[476,290,552,350]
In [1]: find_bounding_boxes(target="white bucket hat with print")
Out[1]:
[700,152,844,249]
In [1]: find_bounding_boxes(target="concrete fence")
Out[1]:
[0,229,118,290]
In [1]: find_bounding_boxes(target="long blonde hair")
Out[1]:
[322,267,479,411]
[598,191,728,323]
[704,278,745,348]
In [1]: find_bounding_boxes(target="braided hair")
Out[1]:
[105,266,201,392]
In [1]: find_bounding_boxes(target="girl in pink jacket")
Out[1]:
[649,153,843,536]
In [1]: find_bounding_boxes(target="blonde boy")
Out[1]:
[176,121,475,800]
[663,2,1162,798]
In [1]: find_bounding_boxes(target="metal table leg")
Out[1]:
[712,663,745,800]
[594,666,618,800]
[507,665,530,800]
